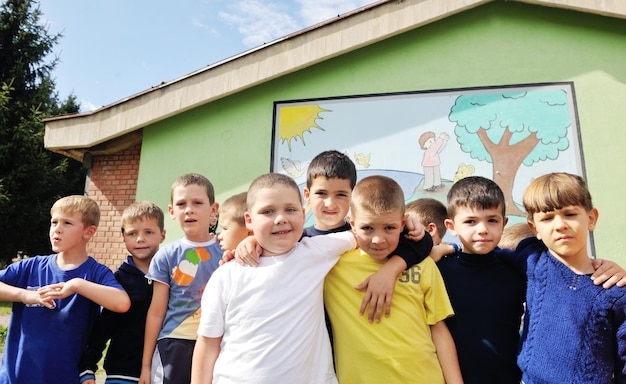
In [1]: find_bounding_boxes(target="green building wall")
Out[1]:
[136,2,626,263]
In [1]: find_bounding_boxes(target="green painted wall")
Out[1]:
[137,2,626,263]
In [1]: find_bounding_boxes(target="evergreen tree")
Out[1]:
[0,0,85,265]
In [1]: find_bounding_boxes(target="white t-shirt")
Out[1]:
[198,231,356,384]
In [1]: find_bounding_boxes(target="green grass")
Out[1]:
[0,301,11,316]
[0,301,10,351]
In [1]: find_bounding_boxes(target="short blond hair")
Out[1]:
[219,192,247,227]
[121,201,165,234]
[351,176,405,217]
[51,195,100,227]
[523,172,593,219]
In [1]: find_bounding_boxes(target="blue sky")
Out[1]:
[38,0,375,112]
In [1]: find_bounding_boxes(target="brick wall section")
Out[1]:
[86,144,141,270]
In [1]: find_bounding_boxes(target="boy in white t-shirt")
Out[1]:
[191,173,356,384]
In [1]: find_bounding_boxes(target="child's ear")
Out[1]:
[587,208,599,231]
[444,218,457,236]
[168,204,175,219]
[527,220,540,239]
[303,188,310,202]
[244,212,253,230]
[84,225,97,239]
[402,213,408,228]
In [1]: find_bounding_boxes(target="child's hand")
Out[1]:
[219,250,235,266]
[429,243,455,262]
[82,380,96,384]
[354,272,394,323]
[591,259,626,288]
[404,215,425,241]
[354,257,407,323]
[31,282,65,308]
[234,235,262,266]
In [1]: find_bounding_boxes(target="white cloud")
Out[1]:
[219,0,301,47]
[80,100,98,113]
[192,17,219,37]
[296,0,375,26]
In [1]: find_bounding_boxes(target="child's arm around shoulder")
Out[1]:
[590,259,626,288]
[355,231,434,323]
[515,236,626,288]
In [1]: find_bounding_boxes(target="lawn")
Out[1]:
[0,301,10,351]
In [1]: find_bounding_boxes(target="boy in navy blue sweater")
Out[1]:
[80,201,166,384]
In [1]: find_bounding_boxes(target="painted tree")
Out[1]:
[448,89,571,216]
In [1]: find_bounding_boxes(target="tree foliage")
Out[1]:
[0,0,86,265]
[449,89,572,215]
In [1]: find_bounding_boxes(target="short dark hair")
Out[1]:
[406,198,447,238]
[171,173,215,204]
[306,150,357,189]
[447,176,505,219]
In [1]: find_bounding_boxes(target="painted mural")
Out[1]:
[271,83,584,241]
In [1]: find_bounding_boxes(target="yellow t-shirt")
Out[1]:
[324,250,454,384]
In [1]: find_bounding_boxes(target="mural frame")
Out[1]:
[271,82,591,250]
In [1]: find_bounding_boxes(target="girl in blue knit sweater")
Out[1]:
[518,172,626,383]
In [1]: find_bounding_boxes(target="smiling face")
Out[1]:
[245,184,305,257]
[445,205,507,255]
[529,205,597,263]
[169,183,218,242]
[303,176,352,230]
[350,208,406,262]
[123,217,166,270]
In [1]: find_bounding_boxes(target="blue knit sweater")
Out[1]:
[517,237,626,383]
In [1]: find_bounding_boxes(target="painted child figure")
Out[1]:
[0,195,130,384]
[517,172,626,383]
[79,201,166,384]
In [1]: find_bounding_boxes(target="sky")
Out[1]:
[37,0,376,112]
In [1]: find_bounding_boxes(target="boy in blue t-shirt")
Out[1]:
[0,195,130,384]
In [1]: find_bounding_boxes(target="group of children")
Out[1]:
[0,148,625,384]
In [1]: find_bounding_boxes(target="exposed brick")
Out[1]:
[86,143,141,269]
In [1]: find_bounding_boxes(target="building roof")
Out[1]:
[43,0,626,161]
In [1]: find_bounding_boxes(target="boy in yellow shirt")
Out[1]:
[324,175,462,384]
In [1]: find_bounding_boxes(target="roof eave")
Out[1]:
[43,0,626,160]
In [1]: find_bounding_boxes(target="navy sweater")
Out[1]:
[437,247,526,384]
[79,256,153,382]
